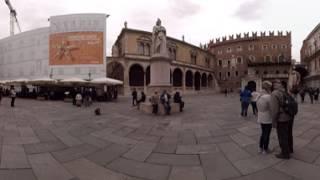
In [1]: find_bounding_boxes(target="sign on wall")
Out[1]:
[49,32,103,65]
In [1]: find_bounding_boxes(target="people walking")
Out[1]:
[299,88,305,103]
[270,80,298,159]
[10,85,16,107]
[314,88,319,103]
[132,88,138,106]
[257,81,273,154]
[137,91,146,109]
[174,91,184,112]
[240,86,252,117]
[308,87,314,104]
[251,91,260,115]
[160,90,171,115]
[150,91,159,114]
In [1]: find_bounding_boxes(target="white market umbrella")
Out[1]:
[59,77,89,86]
[29,77,57,85]
[90,77,123,85]
[7,78,30,84]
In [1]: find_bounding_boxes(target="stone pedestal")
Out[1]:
[147,55,172,95]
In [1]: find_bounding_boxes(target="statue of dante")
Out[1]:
[152,18,167,56]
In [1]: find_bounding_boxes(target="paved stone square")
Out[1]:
[0,94,320,180]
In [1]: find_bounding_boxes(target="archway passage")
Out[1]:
[186,70,193,87]
[208,74,213,88]
[107,61,124,81]
[195,72,201,91]
[129,64,144,86]
[201,73,207,87]
[146,66,150,85]
[173,68,183,87]
[247,81,256,92]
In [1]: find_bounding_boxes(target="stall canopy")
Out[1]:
[29,77,57,85]
[90,77,123,85]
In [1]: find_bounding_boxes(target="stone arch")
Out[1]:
[185,70,193,87]
[129,64,144,86]
[194,72,201,91]
[201,73,207,87]
[146,66,150,85]
[107,61,124,81]
[208,74,213,88]
[173,68,183,87]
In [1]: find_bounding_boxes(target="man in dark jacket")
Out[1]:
[270,80,293,159]
[132,88,138,106]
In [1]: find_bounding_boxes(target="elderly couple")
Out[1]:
[256,80,296,159]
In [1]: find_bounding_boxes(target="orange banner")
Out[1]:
[49,32,104,65]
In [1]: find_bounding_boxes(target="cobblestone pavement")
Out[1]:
[0,94,320,180]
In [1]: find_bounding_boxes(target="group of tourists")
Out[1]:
[292,87,320,104]
[131,88,184,115]
[240,80,298,159]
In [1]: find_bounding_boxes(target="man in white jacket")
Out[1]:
[257,81,273,154]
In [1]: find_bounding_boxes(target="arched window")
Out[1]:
[278,54,285,62]
[237,57,242,64]
[138,42,144,55]
[173,68,183,87]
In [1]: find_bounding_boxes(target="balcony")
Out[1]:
[262,74,289,79]
[247,60,292,67]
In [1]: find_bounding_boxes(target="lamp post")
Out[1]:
[105,14,110,77]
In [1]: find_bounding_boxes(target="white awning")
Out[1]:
[90,77,123,85]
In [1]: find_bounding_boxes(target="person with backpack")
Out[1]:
[270,80,298,159]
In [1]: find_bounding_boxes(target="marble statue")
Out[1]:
[152,18,167,56]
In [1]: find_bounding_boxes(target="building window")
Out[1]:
[264,55,272,62]
[219,72,222,80]
[272,44,277,49]
[227,72,231,77]
[283,70,288,74]
[263,71,268,75]
[248,44,254,51]
[169,48,177,60]
[237,57,242,64]
[255,70,259,75]
[237,46,242,51]
[227,60,231,66]
[263,44,268,50]
[282,45,287,49]
[145,44,151,56]
[218,50,222,54]
[205,57,210,67]
[248,55,255,62]
[227,47,232,53]
[235,71,239,76]
[218,60,222,67]
[138,42,144,55]
[191,54,197,64]
[276,70,280,74]
[278,54,285,62]
[244,70,248,75]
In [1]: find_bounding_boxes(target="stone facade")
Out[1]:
[301,23,320,88]
[108,27,219,95]
[208,31,292,91]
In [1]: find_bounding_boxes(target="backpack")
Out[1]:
[280,92,298,117]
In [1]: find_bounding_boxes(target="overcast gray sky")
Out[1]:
[0,0,319,61]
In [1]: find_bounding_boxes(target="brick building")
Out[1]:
[301,23,320,88]
[208,31,292,91]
